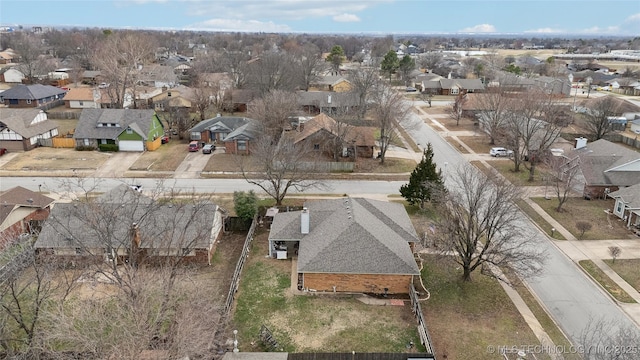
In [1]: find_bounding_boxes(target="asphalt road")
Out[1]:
[401,104,640,346]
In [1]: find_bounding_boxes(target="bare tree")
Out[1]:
[579,316,640,360]
[507,90,566,181]
[576,221,592,239]
[544,155,580,212]
[433,164,545,282]
[160,106,193,140]
[447,93,466,126]
[416,52,442,72]
[348,67,381,120]
[238,133,325,205]
[583,96,622,140]
[292,43,327,91]
[0,242,82,357]
[245,51,297,95]
[248,90,299,137]
[475,86,513,145]
[33,181,224,358]
[90,31,157,108]
[11,33,50,83]
[190,79,214,121]
[608,246,621,264]
[369,83,412,164]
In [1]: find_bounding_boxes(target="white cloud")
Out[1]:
[333,13,360,23]
[185,1,382,21]
[579,26,621,34]
[524,27,564,34]
[625,13,640,22]
[459,24,496,33]
[187,18,291,32]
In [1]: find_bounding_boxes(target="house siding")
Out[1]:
[301,273,413,294]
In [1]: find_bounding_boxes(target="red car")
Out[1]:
[161,136,169,144]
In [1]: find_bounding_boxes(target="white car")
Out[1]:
[489,147,514,157]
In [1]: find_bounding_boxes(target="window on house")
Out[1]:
[451,87,459,95]
[26,99,32,104]
[79,101,83,106]
[167,91,172,97]
[314,144,320,150]
[237,140,247,151]
[9,99,18,104]
[84,139,90,146]
[126,128,133,134]
[616,201,623,214]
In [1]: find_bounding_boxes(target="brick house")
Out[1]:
[268,198,420,294]
[0,186,54,249]
[572,138,640,199]
[188,116,259,144]
[34,185,225,266]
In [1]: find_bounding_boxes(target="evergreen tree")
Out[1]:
[234,190,258,221]
[380,50,399,81]
[400,143,445,208]
[326,45,345,75]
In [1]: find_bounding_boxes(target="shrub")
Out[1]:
[98,144,119,152]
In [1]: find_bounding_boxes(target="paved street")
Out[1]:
[406,103,640,347]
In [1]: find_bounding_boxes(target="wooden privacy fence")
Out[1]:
[409,283,436,357]
[47,111,80,119]
[146,137,161,151]
[223,216,257,314]
[38,137,76,148]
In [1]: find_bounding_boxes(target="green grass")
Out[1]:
[603,259,640,293]
[531,197,632,240]
[515,199,566,240]
[579,260,636,303]
[420,254,548,360]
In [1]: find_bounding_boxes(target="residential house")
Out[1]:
[81,70,102,85]
[137,64,178,88]
[63,88,100,109]
[608,184,640,230]
[0,49,15,64]
[222,119,261,155]
[606,78,640,96]
[268,197,420,294]
[309,75,352,92]
[198,72,233,90]
[0,84,66,109]
[413,73,444,92]
[296,91,359,115]
[34,185,225,266]
[420,78,484,96]
[0,186,54,249]
[571,138,640,199]
[73,108,164,151]
[188,115,258,144]
[0,109,59,151]
[631,119,640,134]
[150,85,195,112]
[231,89,259,113]
[0,67,25,83]
[133,86,163,109]
[292,113,375,159]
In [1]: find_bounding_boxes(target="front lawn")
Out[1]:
[579,260,636,303]
[603,259,640,293]
[129,140,188,171]
[531,197,633,240]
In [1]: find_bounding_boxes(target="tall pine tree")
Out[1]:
[400,143,445,208]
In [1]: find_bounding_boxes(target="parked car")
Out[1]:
[489,147,514,157]
[161,136,169,144]
[188,141,200,152]
[98,82,110,89]
[202,144,215,154]
[405,87,418,92]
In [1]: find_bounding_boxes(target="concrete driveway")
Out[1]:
[173,150,214,179]
[92,152,143,178]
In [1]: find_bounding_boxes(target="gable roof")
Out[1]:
[573,139,640,187]
[34,185,220,250]
[270,198,420,275]
[608,183,640,210]
[0,186,55,230]
[439,78,485,90]
[0,84,67,100]
[296,91,359,107]
[63,87,96,101]
[293,113,374,146]
[189,116,254,134]
[0,108,58,138]
[73,108,158,141]
[223,119,261,141]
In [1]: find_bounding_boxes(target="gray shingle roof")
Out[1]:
[608,183,640,210]
[73,109,157,140]
[296,91,359,107]
[269,198,420,275]
[34,185,220,251]
[223,119,261,141]
[189,116,255,133]
[0,108,58,138]
[0,84,66,100]
[573,139,640,187]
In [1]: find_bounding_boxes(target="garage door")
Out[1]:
[118,140,144,152]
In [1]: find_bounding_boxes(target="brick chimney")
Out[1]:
[301,208,309,234]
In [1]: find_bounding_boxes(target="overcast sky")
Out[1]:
[1,0,639,36]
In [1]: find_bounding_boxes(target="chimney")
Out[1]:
[300,208,309,234]
[574,137,588,150]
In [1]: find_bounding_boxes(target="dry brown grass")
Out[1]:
[130,140,188,171]
[603,259,640,293]
[579,260,636,303]
[531,197,635,240]
[457,135,494,154]
[1,147,109,171]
